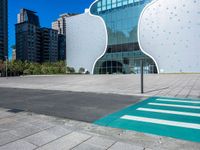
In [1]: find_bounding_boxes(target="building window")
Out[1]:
[122,0,128,5]
[117,0,122,7]
[107,0,112,9]
[128,0,134,4]
[112,0,117,8]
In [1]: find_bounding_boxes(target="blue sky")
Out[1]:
[8,0,94,59]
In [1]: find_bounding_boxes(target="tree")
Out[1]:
[67,67,75,74]
[0,60,4,76]
[0,60,74,76]
[78,67,85,74]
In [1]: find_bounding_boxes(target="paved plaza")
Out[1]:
[0,74,200,149]
[0,74,199,98]
[0,107,199,150]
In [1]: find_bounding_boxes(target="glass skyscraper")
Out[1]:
[0,0,8,60]
[91,0,157,74]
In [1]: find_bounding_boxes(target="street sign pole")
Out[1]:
[140,59,144,94]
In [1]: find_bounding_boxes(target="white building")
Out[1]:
[65,0,200,74]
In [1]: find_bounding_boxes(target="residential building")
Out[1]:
[16,9,59,63]
[16,9,41,62]
[0,0,8,60]
[40,28,58,62]
[12,46,16,60]
[16,22,41,62]
[58,34,66,61]
[52,13,76,35]
[17,9,40,26]
[52,14,77,61]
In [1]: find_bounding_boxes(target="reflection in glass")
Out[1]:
[91,0,157,74]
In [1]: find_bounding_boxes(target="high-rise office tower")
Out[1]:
[0,0,8,60]
[52,14,77,61]
[40,28,58,62]
[16,9,41,62]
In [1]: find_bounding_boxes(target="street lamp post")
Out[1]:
[5,56,8,78]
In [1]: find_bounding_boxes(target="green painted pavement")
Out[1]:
[94,97,200,142]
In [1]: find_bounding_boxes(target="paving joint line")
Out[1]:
[70,135,93,150]
[34,131,74,150]
[175,77,192,97]
[106,141,118,150]
[187,77,200,98]
[0,125,56,147]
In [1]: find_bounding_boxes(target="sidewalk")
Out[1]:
[0,74,199,98]
[0,108,199,150]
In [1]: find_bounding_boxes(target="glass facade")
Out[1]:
[91,0,157,74]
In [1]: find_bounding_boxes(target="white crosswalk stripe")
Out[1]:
[148,103,200,109]
[121,115,200,130]
[115,97,200,142]
[137,107,200,117]
[156,98,200,104]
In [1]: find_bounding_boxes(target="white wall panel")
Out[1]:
[138,0,200,73]
[66,12,107,74]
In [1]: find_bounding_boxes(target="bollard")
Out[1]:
[140,59,144,94]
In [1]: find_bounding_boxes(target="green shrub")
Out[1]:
[78,67,85,74]
[0,60,77,76]
[67,67,75,74]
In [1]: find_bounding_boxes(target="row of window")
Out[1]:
[94,58,156,74]
[97,0,145,12]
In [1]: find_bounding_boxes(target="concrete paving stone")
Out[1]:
[23,126,70,147]
[108,142,144,150]
[85,125,123,138]
[0,111,15,119]
[15,113,57,125]
[0,120,26,130]
[26,114,57,122]
[0,118,14,125]
[0,140,37,150]
[0,108,9,112]
[36,132,91,150]
[188,90,200,97]
[73,136,115,150]
[29,120,55,130]
[0,128,8,133]
[45,126,72,137]
[24,130,58,146]
[9,124,42,138]
[86,136,115,148]
[72,143,105,150]
[14,116,37,124]
[0,131,20,146]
